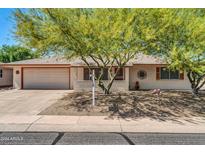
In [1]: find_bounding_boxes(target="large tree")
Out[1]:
[14,8,205,94]
[145,9,205,95]
[0,45,39,63]
[14,8,153,94]
[168,47,205,95]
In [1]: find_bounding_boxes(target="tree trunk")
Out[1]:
[187,71,205,96]
[192,86,199,96]
[97,79,110,94]
[104,67,121,94]
[97,79,112,94]
[96,67,121,94]
[105,77,116,94]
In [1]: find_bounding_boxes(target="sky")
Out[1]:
[0,8,16,46]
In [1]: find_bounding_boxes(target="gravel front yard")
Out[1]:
[39,90,205,121]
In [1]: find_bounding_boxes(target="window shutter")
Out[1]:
[156,67,160,80]
[179,71,184,80]
[84,68,90,80]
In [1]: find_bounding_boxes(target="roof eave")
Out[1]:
[0,64,71,67]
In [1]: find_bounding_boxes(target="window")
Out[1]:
[160,67,179,79]
[94,68,108,80]
[84,68,108,80]
[160,67,169,79]
[170,70,180,79]
[0,69,2,78]
[115,68,124,80]
[137,70,147,80]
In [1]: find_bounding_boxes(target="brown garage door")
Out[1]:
[23,68,70,89]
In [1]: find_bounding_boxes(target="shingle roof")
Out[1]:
[8,57,70,65]
[4,53,166,66]
[131,53,166,64]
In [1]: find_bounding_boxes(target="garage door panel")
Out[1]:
[23,68,70,89]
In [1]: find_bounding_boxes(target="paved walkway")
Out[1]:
[0,115,205,133]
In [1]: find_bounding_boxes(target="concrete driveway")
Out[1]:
[0,90,71,115]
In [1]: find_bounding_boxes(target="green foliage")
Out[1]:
[14,8,153,94]
[13,8,205,94]
[14,9,148,58]
[143,9,205,71]
[0,45,39,63]
[145,9,205,94]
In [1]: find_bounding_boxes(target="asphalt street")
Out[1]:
[0,132,205,145]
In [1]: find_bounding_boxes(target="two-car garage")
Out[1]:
[22,67,70,90]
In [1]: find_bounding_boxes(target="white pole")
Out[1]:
[92,69,95,106]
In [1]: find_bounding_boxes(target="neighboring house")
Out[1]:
[0,64,13,87]
[0,54,192,91]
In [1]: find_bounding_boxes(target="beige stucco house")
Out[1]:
[0,54,192,91]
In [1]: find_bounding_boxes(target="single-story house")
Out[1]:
[0,54,192,91]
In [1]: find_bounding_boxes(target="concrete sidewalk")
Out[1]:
[0,115,205,133]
